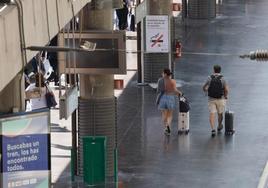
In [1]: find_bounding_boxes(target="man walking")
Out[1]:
[203,65,229,136]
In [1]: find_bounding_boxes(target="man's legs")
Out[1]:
[209,112,216,130]
[217,113,223,131]
[209,113,216,136]
[216,99,225,131]
[208,101,217,136]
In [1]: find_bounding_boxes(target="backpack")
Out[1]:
[208,75,224,98]
[179,95,190,112]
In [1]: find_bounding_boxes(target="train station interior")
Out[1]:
[1,0,268,187]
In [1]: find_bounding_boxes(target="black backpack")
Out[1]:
[208,75,224,98]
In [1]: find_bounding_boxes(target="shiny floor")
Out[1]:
[117,1,268,188]
[53,0,268,187]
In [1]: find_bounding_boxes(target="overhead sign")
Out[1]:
[58,31,126,75]
[0,109,50,188]
[145,15,170,53]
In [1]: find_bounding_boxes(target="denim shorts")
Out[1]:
[158,94,176,110]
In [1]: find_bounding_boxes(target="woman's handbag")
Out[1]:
[45,85,57,108]
[155,78,166,105]
[156,91,164,105]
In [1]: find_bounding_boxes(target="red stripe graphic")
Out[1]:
[151,34,163,47]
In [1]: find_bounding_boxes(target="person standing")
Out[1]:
[116,1,129,30]
[157,68,182,135]
[127,8,135,31]
[203,65,229,136]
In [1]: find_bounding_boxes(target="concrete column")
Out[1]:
[188,0,216,19]
[0,74,24,114]
[81,0,113,30]
[147,0,172,15]
[182,0,188,19]
[143,0,173,83]
[78,0,116,179]
[80,75,114,99]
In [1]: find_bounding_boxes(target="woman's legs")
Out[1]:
[161,110,168,127]
[166,110,173,127]
[161,110,173,134]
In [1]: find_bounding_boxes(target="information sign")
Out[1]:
[0,109,50,188]
[145,15,170,53]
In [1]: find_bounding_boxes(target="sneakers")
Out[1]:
[211,129,216,137]
[210,124,223,137]
[165,126,171,135]
[217,124,223,132]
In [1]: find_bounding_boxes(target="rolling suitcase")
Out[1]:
[225,110,235,135]
[178,95,190,134]
[178,112,190,134]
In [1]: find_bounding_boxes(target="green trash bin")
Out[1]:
[83,136,106,185]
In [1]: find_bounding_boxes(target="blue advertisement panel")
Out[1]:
[0,109,50,188]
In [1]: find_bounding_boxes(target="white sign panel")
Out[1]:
[145,15,169,53]
[59,86,78,120]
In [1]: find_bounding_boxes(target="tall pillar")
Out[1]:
[78,0,117,179]
[0,74,24,114]
[147,0,172,15]
[143,0,173,83]
[188,0,216,19]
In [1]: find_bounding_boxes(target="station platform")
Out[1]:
[51,0,268,187]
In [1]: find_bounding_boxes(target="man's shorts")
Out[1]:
[208,98,226,114]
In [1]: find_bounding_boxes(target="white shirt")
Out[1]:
[26,84,47,111]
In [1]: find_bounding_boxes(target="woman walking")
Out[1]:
[157,68,182,135]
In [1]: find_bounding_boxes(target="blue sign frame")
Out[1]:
[0,109,51,188]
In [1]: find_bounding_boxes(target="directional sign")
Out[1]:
[145,15,169,53]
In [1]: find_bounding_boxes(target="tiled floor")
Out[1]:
[52,0,268,187]
[117,1,268,188]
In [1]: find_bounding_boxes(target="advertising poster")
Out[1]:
[145,15,169,53]
[0,109,50,188]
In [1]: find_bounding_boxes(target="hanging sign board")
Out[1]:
[59,86,78,120]
[145,15,170,53]
[0,109,51,188]
[58,31,126,75]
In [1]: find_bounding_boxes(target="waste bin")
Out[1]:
[83,136,106,185]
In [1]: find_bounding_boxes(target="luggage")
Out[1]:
[178,112,190,134]
[178,95,190,134]
[225,110,235,135]
[179,95,190,113]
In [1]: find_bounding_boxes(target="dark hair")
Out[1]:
[163,68,172,76]
[213,65,221,73]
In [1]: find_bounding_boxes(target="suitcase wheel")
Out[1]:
[178,130,184,134]
[225,130,235,135]
[185,130,190,134]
